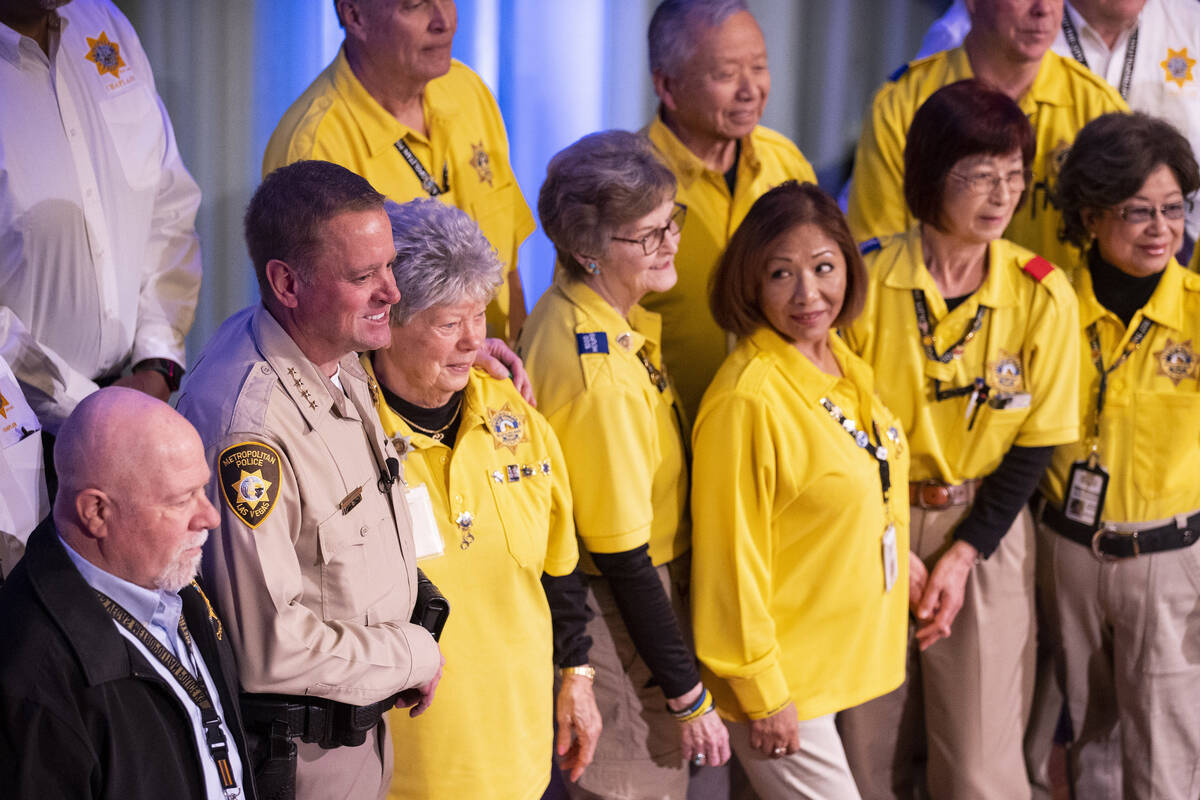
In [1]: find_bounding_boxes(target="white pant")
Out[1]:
[726,713,862,800]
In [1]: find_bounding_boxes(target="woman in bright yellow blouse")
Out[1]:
[691,181,910,800]
[520,130,729,799]
[1040,112,1200,799]
[838,80,1081,800]
[364,198,600,800]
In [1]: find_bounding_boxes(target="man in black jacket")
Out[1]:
[0,387,255,799]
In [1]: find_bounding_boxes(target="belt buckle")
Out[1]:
[917,481,950,510]
[1090,526,1137,562]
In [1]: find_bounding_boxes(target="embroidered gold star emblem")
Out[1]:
[1161,47,1196,89]
[1154,338,1198,386]
[470,142,493,186]
[85,31,126,78]
[487,402,529,453]
[0,391,10,420]
[987,350,1024,392]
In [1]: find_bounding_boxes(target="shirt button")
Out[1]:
[360,525,368,537]
[1110,379,1125,395]
[441,456,448,464]
[260,365,272,375]
[454,494,463,504]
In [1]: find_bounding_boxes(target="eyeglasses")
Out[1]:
[1113,201,1189,224]
[948,169,1031,196]
[611,203,687,255]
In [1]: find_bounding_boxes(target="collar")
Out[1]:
[746,326,875,409]
[952,41,1072,110]
[251,304,364,431]
[0,10,63,66]
[880,228,1020,309]
[554,273,662,354]
[1076,257,1188,331]
[363,354,490,450]
[1064,0,1141,57]
[645,113,760,190]
[59,536,182,634]
[332,47,458,159]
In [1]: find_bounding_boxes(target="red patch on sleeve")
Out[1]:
[1022,256,1054,282]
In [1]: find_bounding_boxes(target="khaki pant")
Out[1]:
[839,503,1036,800]
[1037,521,1200,799]
[727,713,860,800]
[564,558,692,800]
[295,717,389,800]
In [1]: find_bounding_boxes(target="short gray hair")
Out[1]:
[648,0,749,77]
[385,198,503,326]
[537,130,677,281]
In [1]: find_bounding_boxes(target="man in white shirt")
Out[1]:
[0,387,253,800]
[0,0,203,438]
[0,353,48,577]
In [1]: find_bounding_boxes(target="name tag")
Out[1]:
[405,484,444,560]
[882,523,898,593]
[1065,460,1109,528]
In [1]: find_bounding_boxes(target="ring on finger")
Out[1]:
[772,746,786,758]
[692,753,706,766]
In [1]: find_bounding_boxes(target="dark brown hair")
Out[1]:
[710,181,866,337]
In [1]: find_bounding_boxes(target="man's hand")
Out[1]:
[475,338,535,406]
[555,673,601,782]
[748,702,799,758]
[669,683,730,768]
[112,370,171,402]
[914,540,977,651]
[395,655,444,717]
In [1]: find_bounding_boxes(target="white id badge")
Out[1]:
[1064,460,1108,527]
[405,484,444,560]
[882,524,898,593]
[0,373,40,450]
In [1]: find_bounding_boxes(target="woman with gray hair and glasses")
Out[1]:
[519,130,730,800]
[363,197,601,800]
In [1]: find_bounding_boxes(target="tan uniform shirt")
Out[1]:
[176,305,440,705]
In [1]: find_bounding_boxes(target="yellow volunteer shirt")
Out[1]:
[843,230,1081,483]
[519,274,690,569]
[265,53,534,338]
[691,328,910,722]
[1043,260,1200,522]
[846,47,1128,273]
[642,116,817,422]
[361,361,577,800]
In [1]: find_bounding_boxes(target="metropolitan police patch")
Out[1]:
[219,441,282,529]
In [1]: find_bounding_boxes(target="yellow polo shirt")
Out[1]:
[360,360,577,800]
[265,53,534,338]
[846,47,1128,274]
[1043,260,1200,522]
[691,328,910,722]
[843,230,1081,483]
[518,274,690,570]
[642,115,817,422]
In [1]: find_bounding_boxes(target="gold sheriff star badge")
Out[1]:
[85,31,126,78]
[1161,47,1196,89]
[1154,338,1198,386]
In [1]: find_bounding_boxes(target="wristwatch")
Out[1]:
[133,358,185,393]
[557,665,596,681]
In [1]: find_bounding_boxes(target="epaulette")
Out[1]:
[575,332,609,355]
[859,237,882,256]
[887,62,909,82]
[1021,256,1054,282]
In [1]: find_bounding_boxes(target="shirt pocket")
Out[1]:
[317,491,389,621]
[1133,391,1200,505]
[486,464,551,569]
[468,181,518,266]
[958,403,1029,478]
[99,84,165,190]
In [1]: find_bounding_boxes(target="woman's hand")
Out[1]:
[914,540,978,650]
[908,550,928,617]
[669,683,731,768]
[748,702,799,759]
[555,673,602,782]
[474,338,536,406]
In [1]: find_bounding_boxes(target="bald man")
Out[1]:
[0,387,254,800]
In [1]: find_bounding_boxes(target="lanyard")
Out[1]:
[1061,12,1139,99]
[394,139,449,197]
[1085,316,1153,446]
[912,289,987,364]
[637,344,692,468]
[819,396,892,506]
[94,591,240,798]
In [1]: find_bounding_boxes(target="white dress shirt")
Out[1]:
[61,539,245,800]
[0,354,47,573]
[0,0,202,433]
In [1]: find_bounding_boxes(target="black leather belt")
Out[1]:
[1039,498,1200,561]
[240,692,399,749]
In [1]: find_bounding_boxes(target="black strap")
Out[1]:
[94,591,240,796]
[819,397,892,505]
[1061,11,1138,99]
[1085,317,1153,446]
[394,139,448,197]
[637,344,692,469]
[1041,499,1200,558]
[912,289,987,364]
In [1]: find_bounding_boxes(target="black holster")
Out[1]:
[248,718,296,800]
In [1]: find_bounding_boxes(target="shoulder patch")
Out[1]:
[1021,256,1055,282]
[859,237,882,256]
[887,62,910,82]
[575,332,609,355]
[218,441,283,529]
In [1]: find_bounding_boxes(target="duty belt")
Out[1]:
[240,692,400,750]
[1039,498,1200,561]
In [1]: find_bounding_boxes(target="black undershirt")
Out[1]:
[944,293,970,312]
[379,385,464,448]
[723,139,741,194]
[1088,243,1163,327]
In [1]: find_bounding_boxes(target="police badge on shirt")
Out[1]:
[218,442,283,529]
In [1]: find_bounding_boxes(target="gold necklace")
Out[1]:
[395,395,463,442]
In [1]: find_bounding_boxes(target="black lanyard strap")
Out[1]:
[394,139,448,197]
[912,289,987,364]
[1061,12,1138,99]
[1086,317,1154,442]
[819,397,892,504]
[94,591,240,797]
[637,344,692,468]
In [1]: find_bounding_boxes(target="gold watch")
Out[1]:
[558,665,596,681]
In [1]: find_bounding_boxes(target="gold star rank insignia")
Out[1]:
[487,402,529,453]
[1162,48,1196,88]
[987,350,1024,392]
[85,31,126,78]
[1155,338,1198,385]
[218,441,283,529]
[470,142,493,186]
[0,390,11,420]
